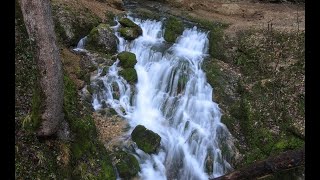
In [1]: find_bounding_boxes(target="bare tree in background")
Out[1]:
[19,0,64,136]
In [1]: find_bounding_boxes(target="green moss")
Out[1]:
[117,51,137,68]
[164,17,184,43]
[71,15,100,46]
[63,75,116,179]
[271,136,304,155]
[208,27,225,60]
[119,18,138,28]
[131,125,161,154]
[220,115,236,136]
[119,68,138,84]
[23,87,43,131]
[117,18,142,40]
[85,24,110,53]
[118,27,142,40]
[114,151,140,179]
[243,148,267,165]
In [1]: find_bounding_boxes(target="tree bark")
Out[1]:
[19,0,64,136]
[211,148,305,180]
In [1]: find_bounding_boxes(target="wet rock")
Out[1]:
[113,151,140,179]
[118,18,142,40]
[119,27,142,41]
[119,68,138,84]
[117,51,137,68]
[131,125,161,154]
[205,153,213,174]
[85,24,118,54]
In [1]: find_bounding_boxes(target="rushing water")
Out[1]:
[73,36,87,52]
[90,16,235,180]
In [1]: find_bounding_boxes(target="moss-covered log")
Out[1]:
[211,148,305,180]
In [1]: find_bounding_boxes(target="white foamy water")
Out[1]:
[90,16,235,180]
[73,36,87,52]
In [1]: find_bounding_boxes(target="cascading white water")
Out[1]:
[91,16,235,180]
[73,36,87,52]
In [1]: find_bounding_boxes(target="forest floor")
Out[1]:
[167,0,304,35]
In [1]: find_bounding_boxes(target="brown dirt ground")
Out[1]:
[168,0,304,36]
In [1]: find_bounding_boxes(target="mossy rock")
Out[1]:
[117,51,137,68]
[119,18,138,28]
[114,151,140,179]
[51,3,101,46]
[118,27,142,41]
[164,17,184,43]
[131,125,161,154]
[85,23,118,54]
[119,68,137,84]
[117,18,142,40]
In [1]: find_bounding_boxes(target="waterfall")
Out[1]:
[73,36,87,52]
[91,16,235,180]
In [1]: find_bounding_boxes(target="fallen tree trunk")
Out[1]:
[211,148,304,180]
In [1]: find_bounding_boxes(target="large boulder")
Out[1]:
[85,24,118,54]
[51,1,101,46]
[117,51,137,68]
[113,151,140,179]
[131,125,161,154]
[118,18,142,40]
[164,17,184,43]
